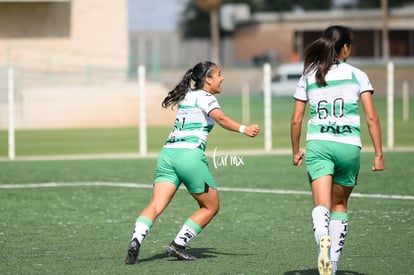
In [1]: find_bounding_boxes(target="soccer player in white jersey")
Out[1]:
[125,61,260,265]
[290,25,385,275]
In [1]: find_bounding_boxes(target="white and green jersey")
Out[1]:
[164,89,220,150]
[293,62,373,147]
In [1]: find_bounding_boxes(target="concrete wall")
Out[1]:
[0,80,176,129]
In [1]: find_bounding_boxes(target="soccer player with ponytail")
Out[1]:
[125,61,260,265]
[290,25,385,274]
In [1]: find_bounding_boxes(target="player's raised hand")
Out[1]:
[243,124,260,137]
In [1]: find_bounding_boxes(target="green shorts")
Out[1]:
[305,140,361,187]
[154,147,217,193]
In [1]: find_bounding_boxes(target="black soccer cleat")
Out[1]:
[166,242,196,260]
[125,238,140,265]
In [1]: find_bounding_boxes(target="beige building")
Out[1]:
[0,0,176,129]
[0,0,129,76]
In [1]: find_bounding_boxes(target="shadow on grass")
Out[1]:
[284,270,368,275]
[139,246,252,263]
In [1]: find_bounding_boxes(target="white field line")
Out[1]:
[1,146,414,162]
[0,182,413,200]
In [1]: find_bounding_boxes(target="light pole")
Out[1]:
[195,0,222,65]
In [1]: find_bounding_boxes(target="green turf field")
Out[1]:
[0,152,413,274]
[0,94,413,274]
[0,96,413,158]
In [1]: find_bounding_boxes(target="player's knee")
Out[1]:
[212,203,219,215]
[206,202,219,217]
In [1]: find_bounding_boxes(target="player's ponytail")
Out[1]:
[303,25,356,87]
[162,61,214,109]
[304,38,334,86]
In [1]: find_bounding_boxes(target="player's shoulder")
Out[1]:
[187,89,219,110]
[340,62,367,77]
[200,89,215,97]
[193,89,217,101]
[190,89,211,96]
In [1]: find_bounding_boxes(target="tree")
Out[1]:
[179,0,414,39]
[358,0,414,8]
[180,1,210,38]
[264,0,330,11]
[179,0,331,39]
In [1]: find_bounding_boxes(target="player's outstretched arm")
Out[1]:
[209,108,259,137]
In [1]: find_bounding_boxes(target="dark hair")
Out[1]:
[162,61,215,109]
[303,25,356,86]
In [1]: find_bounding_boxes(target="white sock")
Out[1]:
[329,212,349,272]
[173,219,202,247]
[331,261,338,273]
[132,216,153,244]
[312,205,330,244]
[174,224,197,247]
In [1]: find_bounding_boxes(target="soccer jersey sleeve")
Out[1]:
[351,67,374,94]
[197,92,221,114]
[293,75,307,101]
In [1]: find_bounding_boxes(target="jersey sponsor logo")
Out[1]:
[320,125,352,134]
[208,99,217,107]
[165,135,185,144]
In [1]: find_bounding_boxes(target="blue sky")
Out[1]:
[128,0,189,31]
